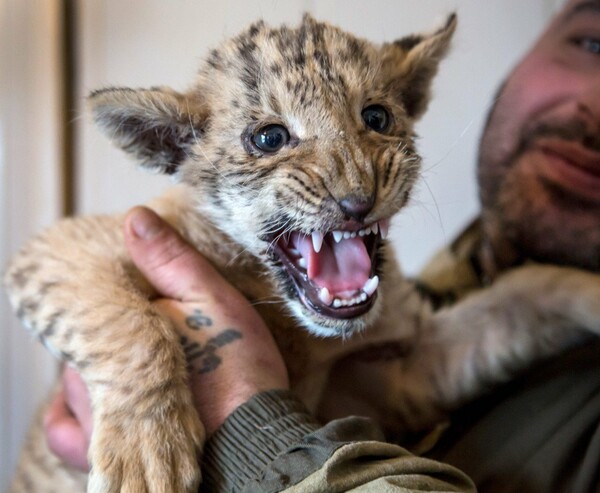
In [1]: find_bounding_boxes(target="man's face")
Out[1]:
[478,0,600,272]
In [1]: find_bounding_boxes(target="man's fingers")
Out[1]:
[124,206,227,301]
[62,367,93,438]
[44,387,90,471]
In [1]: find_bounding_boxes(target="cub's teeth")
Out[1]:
[329,291,370,309]
[311,232,324,253]
[297,258,307,269]
[319,287,333,306]
[379,219,390,240]
[362,275,379,296]
[329,221,383,246]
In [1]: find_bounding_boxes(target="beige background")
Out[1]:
[1,1,559,489]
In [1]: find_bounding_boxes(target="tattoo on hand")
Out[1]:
[185,309,213,330]
[180,329,242,374]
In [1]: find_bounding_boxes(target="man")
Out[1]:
[45,0,600,491]
[419,1,600,490]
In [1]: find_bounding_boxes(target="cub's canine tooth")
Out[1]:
[318,287,333,306]
[363,275,380,296]
[311,231,324,252]
[379,219,390,239]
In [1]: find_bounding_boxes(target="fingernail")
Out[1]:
[129,208,162,240]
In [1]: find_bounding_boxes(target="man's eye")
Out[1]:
[572,36,600,55]
[581,37,600,54]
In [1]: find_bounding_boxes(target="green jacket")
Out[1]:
[202,390,475,492]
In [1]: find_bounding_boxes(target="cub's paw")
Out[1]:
[87,402,205,493]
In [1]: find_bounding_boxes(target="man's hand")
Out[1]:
[44,366,92,471]
[44,206,289,470]
[125,206,289,433]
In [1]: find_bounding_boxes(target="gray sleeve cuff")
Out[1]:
[201,389,320,492]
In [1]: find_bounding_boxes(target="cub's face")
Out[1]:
[90,14,456,337]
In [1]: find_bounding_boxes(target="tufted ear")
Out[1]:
[88,87,209,175]
[381,14,457,119]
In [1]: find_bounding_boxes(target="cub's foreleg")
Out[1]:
[422,264,600,407]
[4,214,204,493]
[390,264,600,432]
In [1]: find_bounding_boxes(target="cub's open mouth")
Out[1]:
[270,219,390,319]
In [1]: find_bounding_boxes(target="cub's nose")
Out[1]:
[338,194,374,222]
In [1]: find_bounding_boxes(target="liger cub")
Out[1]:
[5,13,600,493]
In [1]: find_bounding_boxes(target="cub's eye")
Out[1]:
[361,105,390,133]
[251,124,290,153]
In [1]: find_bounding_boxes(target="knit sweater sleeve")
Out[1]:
[201,389,475,493]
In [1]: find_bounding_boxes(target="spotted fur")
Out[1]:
[5,14,600,493]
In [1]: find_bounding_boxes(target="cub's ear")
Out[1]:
[381,13,457,119]
[88,87,208,175]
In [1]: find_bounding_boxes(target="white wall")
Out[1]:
[2,1,557,491]
[0,1,62,491]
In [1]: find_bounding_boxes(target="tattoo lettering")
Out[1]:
[185,309,213,330]
[180,329,242,373]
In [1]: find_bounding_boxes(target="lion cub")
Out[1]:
[5,14,600,493]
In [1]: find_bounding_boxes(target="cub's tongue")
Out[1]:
[292,233,371,294]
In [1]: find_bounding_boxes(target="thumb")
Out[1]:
[124,206,226,301]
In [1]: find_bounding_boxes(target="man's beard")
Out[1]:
[477,112,600,273]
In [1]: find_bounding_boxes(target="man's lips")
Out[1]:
[533,139,600,203]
